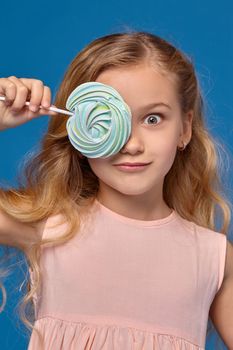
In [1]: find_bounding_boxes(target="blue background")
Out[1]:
[0,0,232,348]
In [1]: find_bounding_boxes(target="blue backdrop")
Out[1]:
[0,0,232,348]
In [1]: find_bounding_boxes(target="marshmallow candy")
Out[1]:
[66,82,132,158]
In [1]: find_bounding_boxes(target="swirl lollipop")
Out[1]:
[65,82,132,158]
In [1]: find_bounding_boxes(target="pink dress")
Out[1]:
[28,198,227,349]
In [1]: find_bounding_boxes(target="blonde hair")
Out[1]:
[0,30,232,348]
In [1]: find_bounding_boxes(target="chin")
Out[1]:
[113,184,153,196]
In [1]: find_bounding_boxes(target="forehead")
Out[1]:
[95,64,179,108]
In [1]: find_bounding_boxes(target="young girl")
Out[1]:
[0,31,232,350]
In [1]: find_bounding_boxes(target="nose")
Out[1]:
[120,124,144,155]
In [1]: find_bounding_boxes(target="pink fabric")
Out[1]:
[28,199,227,349]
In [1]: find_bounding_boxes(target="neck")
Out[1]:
[96,189,172,221]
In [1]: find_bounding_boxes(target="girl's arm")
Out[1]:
[209,239,233,349]
[0,76,56,252]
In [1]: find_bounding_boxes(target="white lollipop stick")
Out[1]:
[0,95,73,116]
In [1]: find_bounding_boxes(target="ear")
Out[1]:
[180,110,193,144]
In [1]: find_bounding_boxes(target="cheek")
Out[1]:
[87,159,119,189]
[152,132,179,173]
[150,130,178,157]
[87,159,109,179]
[163,139,178,157]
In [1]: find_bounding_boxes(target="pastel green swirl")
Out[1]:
[66,82,132,158]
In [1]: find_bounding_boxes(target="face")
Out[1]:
[86,64,193,203]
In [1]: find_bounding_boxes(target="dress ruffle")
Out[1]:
[28,317,204,350]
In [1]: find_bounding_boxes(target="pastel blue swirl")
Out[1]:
[66,82,132,158]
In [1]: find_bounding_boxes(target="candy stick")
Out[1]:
[0,96,73,116]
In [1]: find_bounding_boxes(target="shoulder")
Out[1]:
[196,225,231,283]
[184,219,227,250]
[187,219,228,246]
[181,218,230,279]
[179,216,232,284]
[35,213,69,241]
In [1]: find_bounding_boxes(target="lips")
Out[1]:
[114,162,150,166]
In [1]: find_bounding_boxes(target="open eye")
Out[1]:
[144,113,162,126]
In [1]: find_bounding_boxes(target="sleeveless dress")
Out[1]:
[27,199,227,349]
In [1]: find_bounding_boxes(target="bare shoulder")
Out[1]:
[0,208,46,253]
[224,238,233,281]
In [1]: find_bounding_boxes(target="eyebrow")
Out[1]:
[138,102,172,111]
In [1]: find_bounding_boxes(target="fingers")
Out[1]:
[0,77,17,105]
[0,76,56,117]
[26,79,44,112]
[41,86,52,108]
[20,78,52,112]
[7,76,30,111]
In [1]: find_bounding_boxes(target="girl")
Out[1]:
[0,31,232,350]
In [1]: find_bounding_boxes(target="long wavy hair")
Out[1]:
[0,30,232,348]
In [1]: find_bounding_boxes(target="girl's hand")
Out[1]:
[0,76,57,130]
